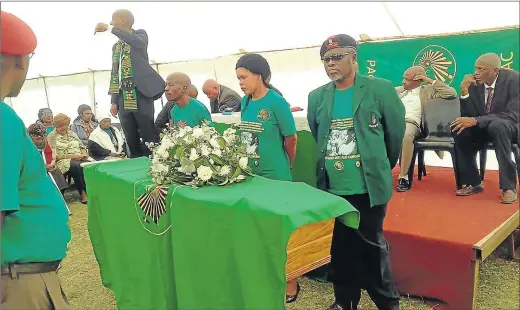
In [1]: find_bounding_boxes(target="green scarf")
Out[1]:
[109,40,138,110]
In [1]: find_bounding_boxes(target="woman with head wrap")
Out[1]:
[27,123,71,215]
[47,113,90,204]
[88,115,126,161]
[235,53,300,303]
[36,107,56,136]
[71,104,98,146]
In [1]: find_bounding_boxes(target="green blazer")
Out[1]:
[307,74,405,207]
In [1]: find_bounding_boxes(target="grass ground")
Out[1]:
[59,196,519,310]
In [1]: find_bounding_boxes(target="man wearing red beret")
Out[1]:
[1,11,71,309]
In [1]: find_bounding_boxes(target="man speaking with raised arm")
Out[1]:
[95,9,164,158]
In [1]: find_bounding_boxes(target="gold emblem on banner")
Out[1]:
[413,45,456,85]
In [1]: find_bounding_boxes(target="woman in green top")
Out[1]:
[235,53,300,303]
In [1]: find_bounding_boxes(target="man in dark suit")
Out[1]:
[202,79,242,113]
[95,9,165,158]
[451,53,519,204]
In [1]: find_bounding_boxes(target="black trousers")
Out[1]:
[329,194,400,310]
[118,91,159,158]
[454,119,518,190]
[68,160,87,193]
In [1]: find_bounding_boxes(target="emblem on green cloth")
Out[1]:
[414,45,457,85]
[257,109,270,122]
[334,161,344,171]
[135,185,171,235]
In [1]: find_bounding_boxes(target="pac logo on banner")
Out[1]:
[414,45,457,85]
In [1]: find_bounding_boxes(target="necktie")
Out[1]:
[485,87,494,114]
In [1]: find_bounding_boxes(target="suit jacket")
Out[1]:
[307,74,406,207]
[155,101,175,134]
[209,85,242,113]
[460,68,519,129]
[395,80,457,132]
[110,28,165,107]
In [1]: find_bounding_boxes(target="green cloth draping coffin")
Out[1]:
[85,157,359,310]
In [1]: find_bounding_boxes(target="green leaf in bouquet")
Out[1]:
[175,146,185,159]
[218,177,229,186]
[216,137,227,148]
[208,154,225,165]
[203,157,219,174]
[231,166,242,179]
[193,157,206,168]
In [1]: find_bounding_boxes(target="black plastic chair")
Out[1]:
[408,98,462,189]
[478,142,520,180]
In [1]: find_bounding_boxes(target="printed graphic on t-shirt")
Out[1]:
[326,118,360,162]
[239,121,263,159]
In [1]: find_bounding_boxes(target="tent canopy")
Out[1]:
[3,1,520,79]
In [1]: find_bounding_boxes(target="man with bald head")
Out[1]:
[166,73,212,128]
[451,53,519,203]
[188,84,199,99]
[154,84,199,134]
[1,11,71,309]
[394,65,457,191]
[95,9,164,158]
[202,79,242,113]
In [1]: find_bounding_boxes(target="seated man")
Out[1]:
[394,66,457,191]
[166,73,213,128]
[27,123,72,215]
[202,79,242,113]
[451,53,519,204]
[188,84,199,99]
[154,84,199,134]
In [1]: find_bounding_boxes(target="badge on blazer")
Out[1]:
[257,109,270,122]
[334,161,344,171]
[369,112,379,128]
[355,160,361,168]
[254,160,259,167]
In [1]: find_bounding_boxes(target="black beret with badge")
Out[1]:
[320,34,358,58]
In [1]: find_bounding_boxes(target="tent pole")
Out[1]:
[41,75,50,109]
[381,3,404,36]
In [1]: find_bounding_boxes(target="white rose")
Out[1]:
[212,148,222,157]
[220,165,231,176]
[239,157,249,170]
[223,128,236,136]
[183,135,194,144]
[201,145,211,156]
[197,165,213,181]
[209,137,221,149]
[177,128,187,138]
[236,175,246,180]
[189,148,199,161]
[192,128,204,139]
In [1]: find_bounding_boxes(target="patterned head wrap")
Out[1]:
[27,123,46,137]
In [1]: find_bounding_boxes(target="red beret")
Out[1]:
[1,11,37,56]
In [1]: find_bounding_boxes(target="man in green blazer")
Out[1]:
[307,34,405,310]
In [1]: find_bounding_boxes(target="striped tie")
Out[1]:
[485,87,494,115]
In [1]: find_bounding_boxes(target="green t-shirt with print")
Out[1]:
[170,98,213,128]
[325,88,368,196]
[1,102,71,267]
[239,89,297,182]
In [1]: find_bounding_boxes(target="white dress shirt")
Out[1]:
[460,75,498,105]
[399,86,423,126]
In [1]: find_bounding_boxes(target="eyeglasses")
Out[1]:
[321,52,355,64]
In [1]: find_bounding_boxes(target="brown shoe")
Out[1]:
[456,184,484,196]
[501,190,517,204]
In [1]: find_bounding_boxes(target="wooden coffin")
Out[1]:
[285,218,335,281]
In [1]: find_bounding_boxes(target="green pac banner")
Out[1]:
[357,28,519,92]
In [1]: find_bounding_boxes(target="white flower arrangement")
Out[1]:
[146,121,253,188]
